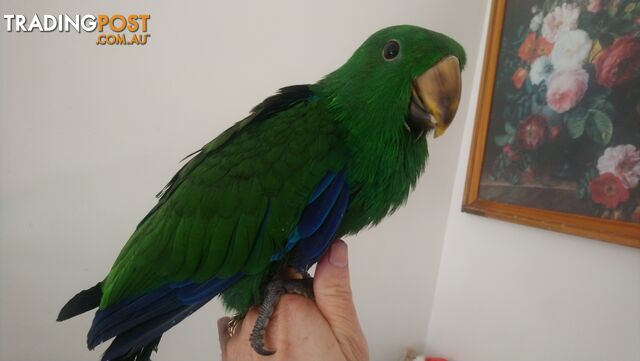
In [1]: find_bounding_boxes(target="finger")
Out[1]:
[313,240,369,361]
[217,317,231,357]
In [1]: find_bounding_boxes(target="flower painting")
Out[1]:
[464,0,640,247]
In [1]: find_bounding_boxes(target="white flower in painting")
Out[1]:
[542,3,580,42]
[597,144,640,189]
[530,12,544,32]
[529,55,553,85]
[551,30,592,71]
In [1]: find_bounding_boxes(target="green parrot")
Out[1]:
[57,24,465,360]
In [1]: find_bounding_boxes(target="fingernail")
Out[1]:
[329,241,348,268]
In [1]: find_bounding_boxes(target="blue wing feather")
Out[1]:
[88,274,242,353]
[272,171,345,260]
[296,172,344,239]
[307,172,337,204]
[291,181,349,270]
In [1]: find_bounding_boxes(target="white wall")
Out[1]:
[425,2,640,360]
[0,1,487,361]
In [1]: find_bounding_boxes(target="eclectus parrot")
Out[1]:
[58,25,466,360]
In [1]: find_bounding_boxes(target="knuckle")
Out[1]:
[319,284,353,299]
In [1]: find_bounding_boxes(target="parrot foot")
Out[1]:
[250,278,314,356]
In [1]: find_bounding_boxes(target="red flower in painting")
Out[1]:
[595,35,640,87]
[517,114,547,150]
[512,68,528,89]
[518,33,555,64]
[589,173,630,209]
[503,144,520,161]
[548,125,561,143]
[535,36,554,57]
[587,0,602,12]
[597,144,640,188]
[518,33,538,63]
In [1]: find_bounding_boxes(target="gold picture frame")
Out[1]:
[463,0,640,248]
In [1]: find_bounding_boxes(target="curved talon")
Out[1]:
[250,330,276,356]
[248,278,314,356]
[250,308,277,356]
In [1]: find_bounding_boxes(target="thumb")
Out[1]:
[314,240,368,361]
[216,317,231,358]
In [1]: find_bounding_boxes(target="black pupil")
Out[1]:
[383,41,400,60]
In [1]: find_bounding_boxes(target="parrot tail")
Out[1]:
[87,274,242,361]
[105,336,161,361]
[57,282,102,321]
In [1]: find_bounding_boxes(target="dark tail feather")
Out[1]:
[110,336,162,361]
[101,305,200,361]
[57,283,102,321]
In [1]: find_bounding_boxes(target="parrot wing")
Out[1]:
[80,85,350,358]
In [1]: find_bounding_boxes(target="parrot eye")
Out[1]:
[382,40,400,61]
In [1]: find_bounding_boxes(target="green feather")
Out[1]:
[97,25,466,314]
[100,98,347,310]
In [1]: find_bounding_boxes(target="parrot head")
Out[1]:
[317,25,466,139]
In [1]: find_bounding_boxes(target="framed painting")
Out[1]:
[463,0,640,247]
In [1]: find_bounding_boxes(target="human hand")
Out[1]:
[217,240,369,361]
